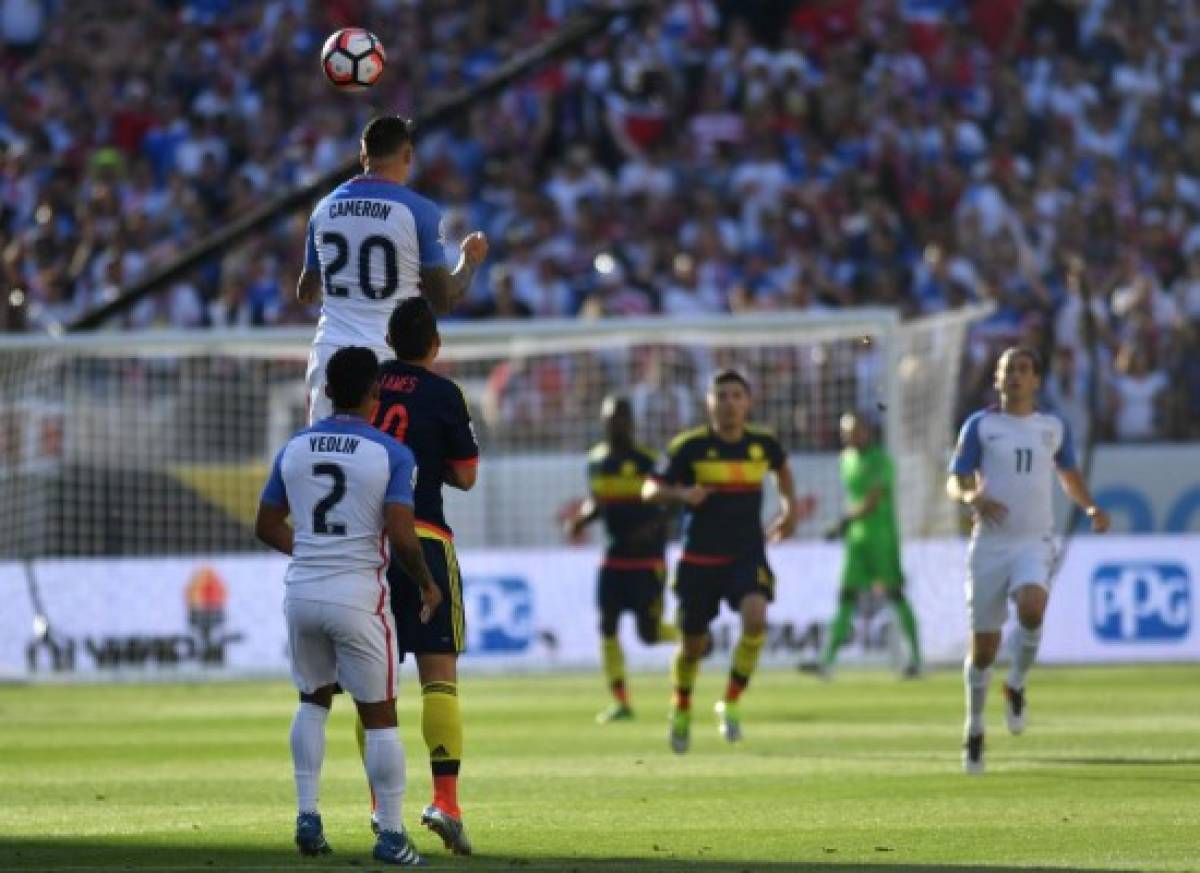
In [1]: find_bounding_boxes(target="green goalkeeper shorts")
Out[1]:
[841,537,904,590]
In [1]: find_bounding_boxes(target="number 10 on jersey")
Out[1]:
[378,402,409,442]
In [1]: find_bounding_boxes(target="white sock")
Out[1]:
[1006,625,1042,691]
[963,657,991,737]
[364,727,407,834]
[290,703,329,814]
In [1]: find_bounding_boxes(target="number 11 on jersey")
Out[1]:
[1014,447,1032,473]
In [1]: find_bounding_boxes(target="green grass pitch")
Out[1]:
[0,665,1197,872]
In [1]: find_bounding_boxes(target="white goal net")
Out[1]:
[0,309,984,560]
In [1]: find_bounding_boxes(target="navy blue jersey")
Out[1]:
[372,359,478,534]
[659,425,785,560]
[586,441,666,562]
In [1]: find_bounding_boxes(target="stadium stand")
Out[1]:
[1,0,1198,443]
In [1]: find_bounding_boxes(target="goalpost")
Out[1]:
[0,308,988,676]
[0,308,984,559]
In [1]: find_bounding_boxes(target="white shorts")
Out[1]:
[966,536,1058,632]
[284,597,397,703]
[306,342,393,424]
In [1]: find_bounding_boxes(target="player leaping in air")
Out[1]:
[297,115,487,423]
[644,370,803,753]
[948,346,1109,775]
[255,346,441,866]
[564,395,678,723]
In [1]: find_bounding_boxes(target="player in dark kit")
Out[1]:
[356,296,479,855]
[644,370,802,753]
[564,396,679,723]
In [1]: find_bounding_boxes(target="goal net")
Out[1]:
[0,309,984,560]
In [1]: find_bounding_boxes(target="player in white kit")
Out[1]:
[947,346,1109,774]
[296,115,487,423]
[256,346,442,865]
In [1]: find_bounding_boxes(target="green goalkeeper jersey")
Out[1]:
[839,444,898,545]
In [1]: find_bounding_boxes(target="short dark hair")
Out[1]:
[710,368,751,393]
[1000,345,1043,376]
[601,394,632,419]
[325,346,380,409]
[361,115,414,160]
[388,296,438,360]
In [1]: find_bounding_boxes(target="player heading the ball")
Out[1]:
[297,115,488,423]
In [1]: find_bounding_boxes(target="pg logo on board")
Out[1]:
[1091,562,1190,642]
[462,576,533,653]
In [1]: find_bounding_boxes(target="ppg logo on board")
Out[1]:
[462,576,532,653]
[1091,563,1190,642]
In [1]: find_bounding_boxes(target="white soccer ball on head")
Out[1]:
[321,27,386,92]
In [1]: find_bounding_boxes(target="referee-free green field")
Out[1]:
[0,666,1197,872]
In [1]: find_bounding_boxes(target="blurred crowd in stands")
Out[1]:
[2,0,1199,445]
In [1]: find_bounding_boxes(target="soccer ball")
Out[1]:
[321,28,386,92]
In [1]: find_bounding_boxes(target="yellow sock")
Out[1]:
[670,648,699,710]
[422,682,463,815]
[601,635,625,692]
[727,631,766,702]
[656,622,680,643]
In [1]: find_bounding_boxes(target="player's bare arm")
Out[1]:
[296,267,322,306]
[385,502,443,623]
[946,472,1008,526]
[443,462,478,492]
[254,501,294,555]
[1056,469,1111,533]
[766,460,801,542]
[420,231,488,314]
[642,477,709,507]
[564,497,600,539]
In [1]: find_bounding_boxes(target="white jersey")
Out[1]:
[304,175,445,349]
[261,414,416,612]
[949,408,1077,540]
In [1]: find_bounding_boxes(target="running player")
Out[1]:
[644,370,802,752]
[364,297,479,855]
[564,395,677,723]
[255,346,441,866]
[297,115,487,423]
[948,346,1109,775]
[816,411,921,676]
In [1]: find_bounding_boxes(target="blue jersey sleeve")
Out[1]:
[385,441,417,507]
[412,197,446,269]
[260,447,288,507]
[304,217,319,270]
[949,411,985,475]
[1054,418,1078,470]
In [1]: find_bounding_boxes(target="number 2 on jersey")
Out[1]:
[312,462,347,535]
[377,402,409,442]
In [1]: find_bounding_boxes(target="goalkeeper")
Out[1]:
[818,412,921,677]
